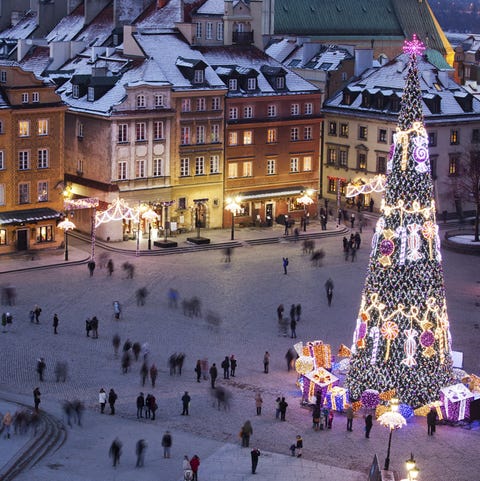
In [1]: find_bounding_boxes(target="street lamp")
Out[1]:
[378,398,406,471]
[225,196,242,240]
[404,453,419,481]
[297,189,314,232]
[141,208,159,250]
[57,218,76,261]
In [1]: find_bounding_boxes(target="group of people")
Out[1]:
[276,303,302,338]
[342,232,362,262]
[183,454,200,480]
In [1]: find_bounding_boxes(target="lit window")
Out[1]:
[118,124,128,143]
[180,158,190,176]
[36,226,53,243]
[37,181,48,202]
[329,122,337,136]
[303,156,312,171]
[359,126,368,140]
[449,156,458,176]
[290,127,299,141]
[118,161,127,180]
[38,149,49,169]
[136,122,146,141]
[228,132,238,145]
[18,151,29,170]
[195,156,205,175]
[327,148,337,164]
[340,123,349,137]
[228,162,238,178]
[243,131,253,145]
[378,129,387,143]
[19,120,30,137]
[135,159,145,178]
[267,159,276,175]
[0,228,6,243]
[290,157,299,172]
[357,152,367,170]
[267,128,277,143]
[38,119,49,136]
[450,129,459,145]
[243,161,252,177]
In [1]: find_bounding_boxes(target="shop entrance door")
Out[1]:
[17,229,28,251]
[266,203,273,227]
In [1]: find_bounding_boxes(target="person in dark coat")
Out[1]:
[282,257,289,275]
[108,388,117,415]
[365,414,373,438]
[33,387,41,412]
[195,360,202,382]
[135,439,147,467]
[427,408,437,435]
[109,438,122,467]
[209,363,218,389]
[290,304,296,323]
[295,304,302,322]
[161,430,172,458]
[53,314,59,334]
[230,355,237,377]
[251,447,260,474]
[241,420,253,447]
[181,391,191,415]
[325,278,334,307]
[279,397,288,421]
[149,364,158,387]
[36,358,46,382]
[136,392,145,418]
[87,260,96,277]
[221,356,230,379]
[290,318,297,338]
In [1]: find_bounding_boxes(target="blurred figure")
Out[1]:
[109,438,122,467]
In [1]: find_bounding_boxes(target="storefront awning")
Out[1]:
[239,186,306,201]
[0,208,62,226]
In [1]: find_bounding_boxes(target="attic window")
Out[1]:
[229,78,238,91]
[87,86,95,102]
[276,76,285,89]
[247,78,256,90]
[194,69,204,84]
[72,84,80,99]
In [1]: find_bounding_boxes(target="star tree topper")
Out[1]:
[403,34,426,57]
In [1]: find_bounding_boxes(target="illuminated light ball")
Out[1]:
[361,389,380,409]
[399,403,414,419]
[295,356,314,375]
[420,330,435,347]
[379,239,395,257]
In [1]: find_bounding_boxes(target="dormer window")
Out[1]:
[136,95,146,109]
[276,76,285,89]
[229,79,238,91]
[22,93,29,103]
[247,78,256,90]
[87,87,94,102]
[72,84,80,99]
[194,70,204,84]
[154,94,164,108]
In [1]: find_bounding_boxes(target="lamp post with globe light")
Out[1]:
[378,398,406,471]
[297,189,314,232]
[402,453,419,481]
[225,196,242,240]
[57,218,76,261]
[141,208,159,250]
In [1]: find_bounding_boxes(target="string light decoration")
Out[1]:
[346,175,386,198]
[345,36,454,408]
[95,198,139,227]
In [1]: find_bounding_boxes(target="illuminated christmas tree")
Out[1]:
[346,36,454,408]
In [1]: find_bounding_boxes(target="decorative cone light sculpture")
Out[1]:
[345,36,454,408]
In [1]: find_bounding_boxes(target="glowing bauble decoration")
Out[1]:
[420,329,436,358]
[361,389,380,409]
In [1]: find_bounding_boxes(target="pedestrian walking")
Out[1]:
[90,316,99,339]
[190,454,200,481]
[181,391,191,415]
[337,209,342,226]
[149,363,158,388]
[107,258,114,276]
[85,318,92,337]
[135,439,147,467]
[240,420,253,447]
[112,334,120,357]
[201,358,209,380]
[53,314,59,334]
[108,388,117,415]
[221,356,230,379]
[3,411,12,439]
[289,304,296,323]
[36,357,46,382]
[346,404,354,431]
[209,363,218,388]
[109,438,122,467]
[136,392,145,418]
[140,361,148,386]
[277,304,284,322]
[33,387,41,412]
[350,213,355,228]
[282,257,289,274]
[296,304,302,321]
[295,434,303,457]
[328,409,334,429]
[322,406,329,429]
[230,355,237,377]
[285,348,296,371]
[162,430,172,458]
[325,278,334,307]
[275,397,281,419]
[290,318,297,338]
[33,305,42,323]
[87,259,96,277]
[312,404,321,431]
[99,388,107,413]
[263,351,270,373]
[350,246,357,262]
[195,360,202,382]
[365,414,373,438]
[279,397,288,421]
[251,447,261,474]
[427,408,437,435]
[255,392,263,415]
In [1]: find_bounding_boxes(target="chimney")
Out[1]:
[157,0,168,8]
[354,48,373,77]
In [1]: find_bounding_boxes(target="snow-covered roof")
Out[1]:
[196,0,225,16]
[323,53,480,119]
[135,0,184,31]
[74,4,114,47]
[0,11,38,40]
[46,6,85,42]
[265,38,298,64]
